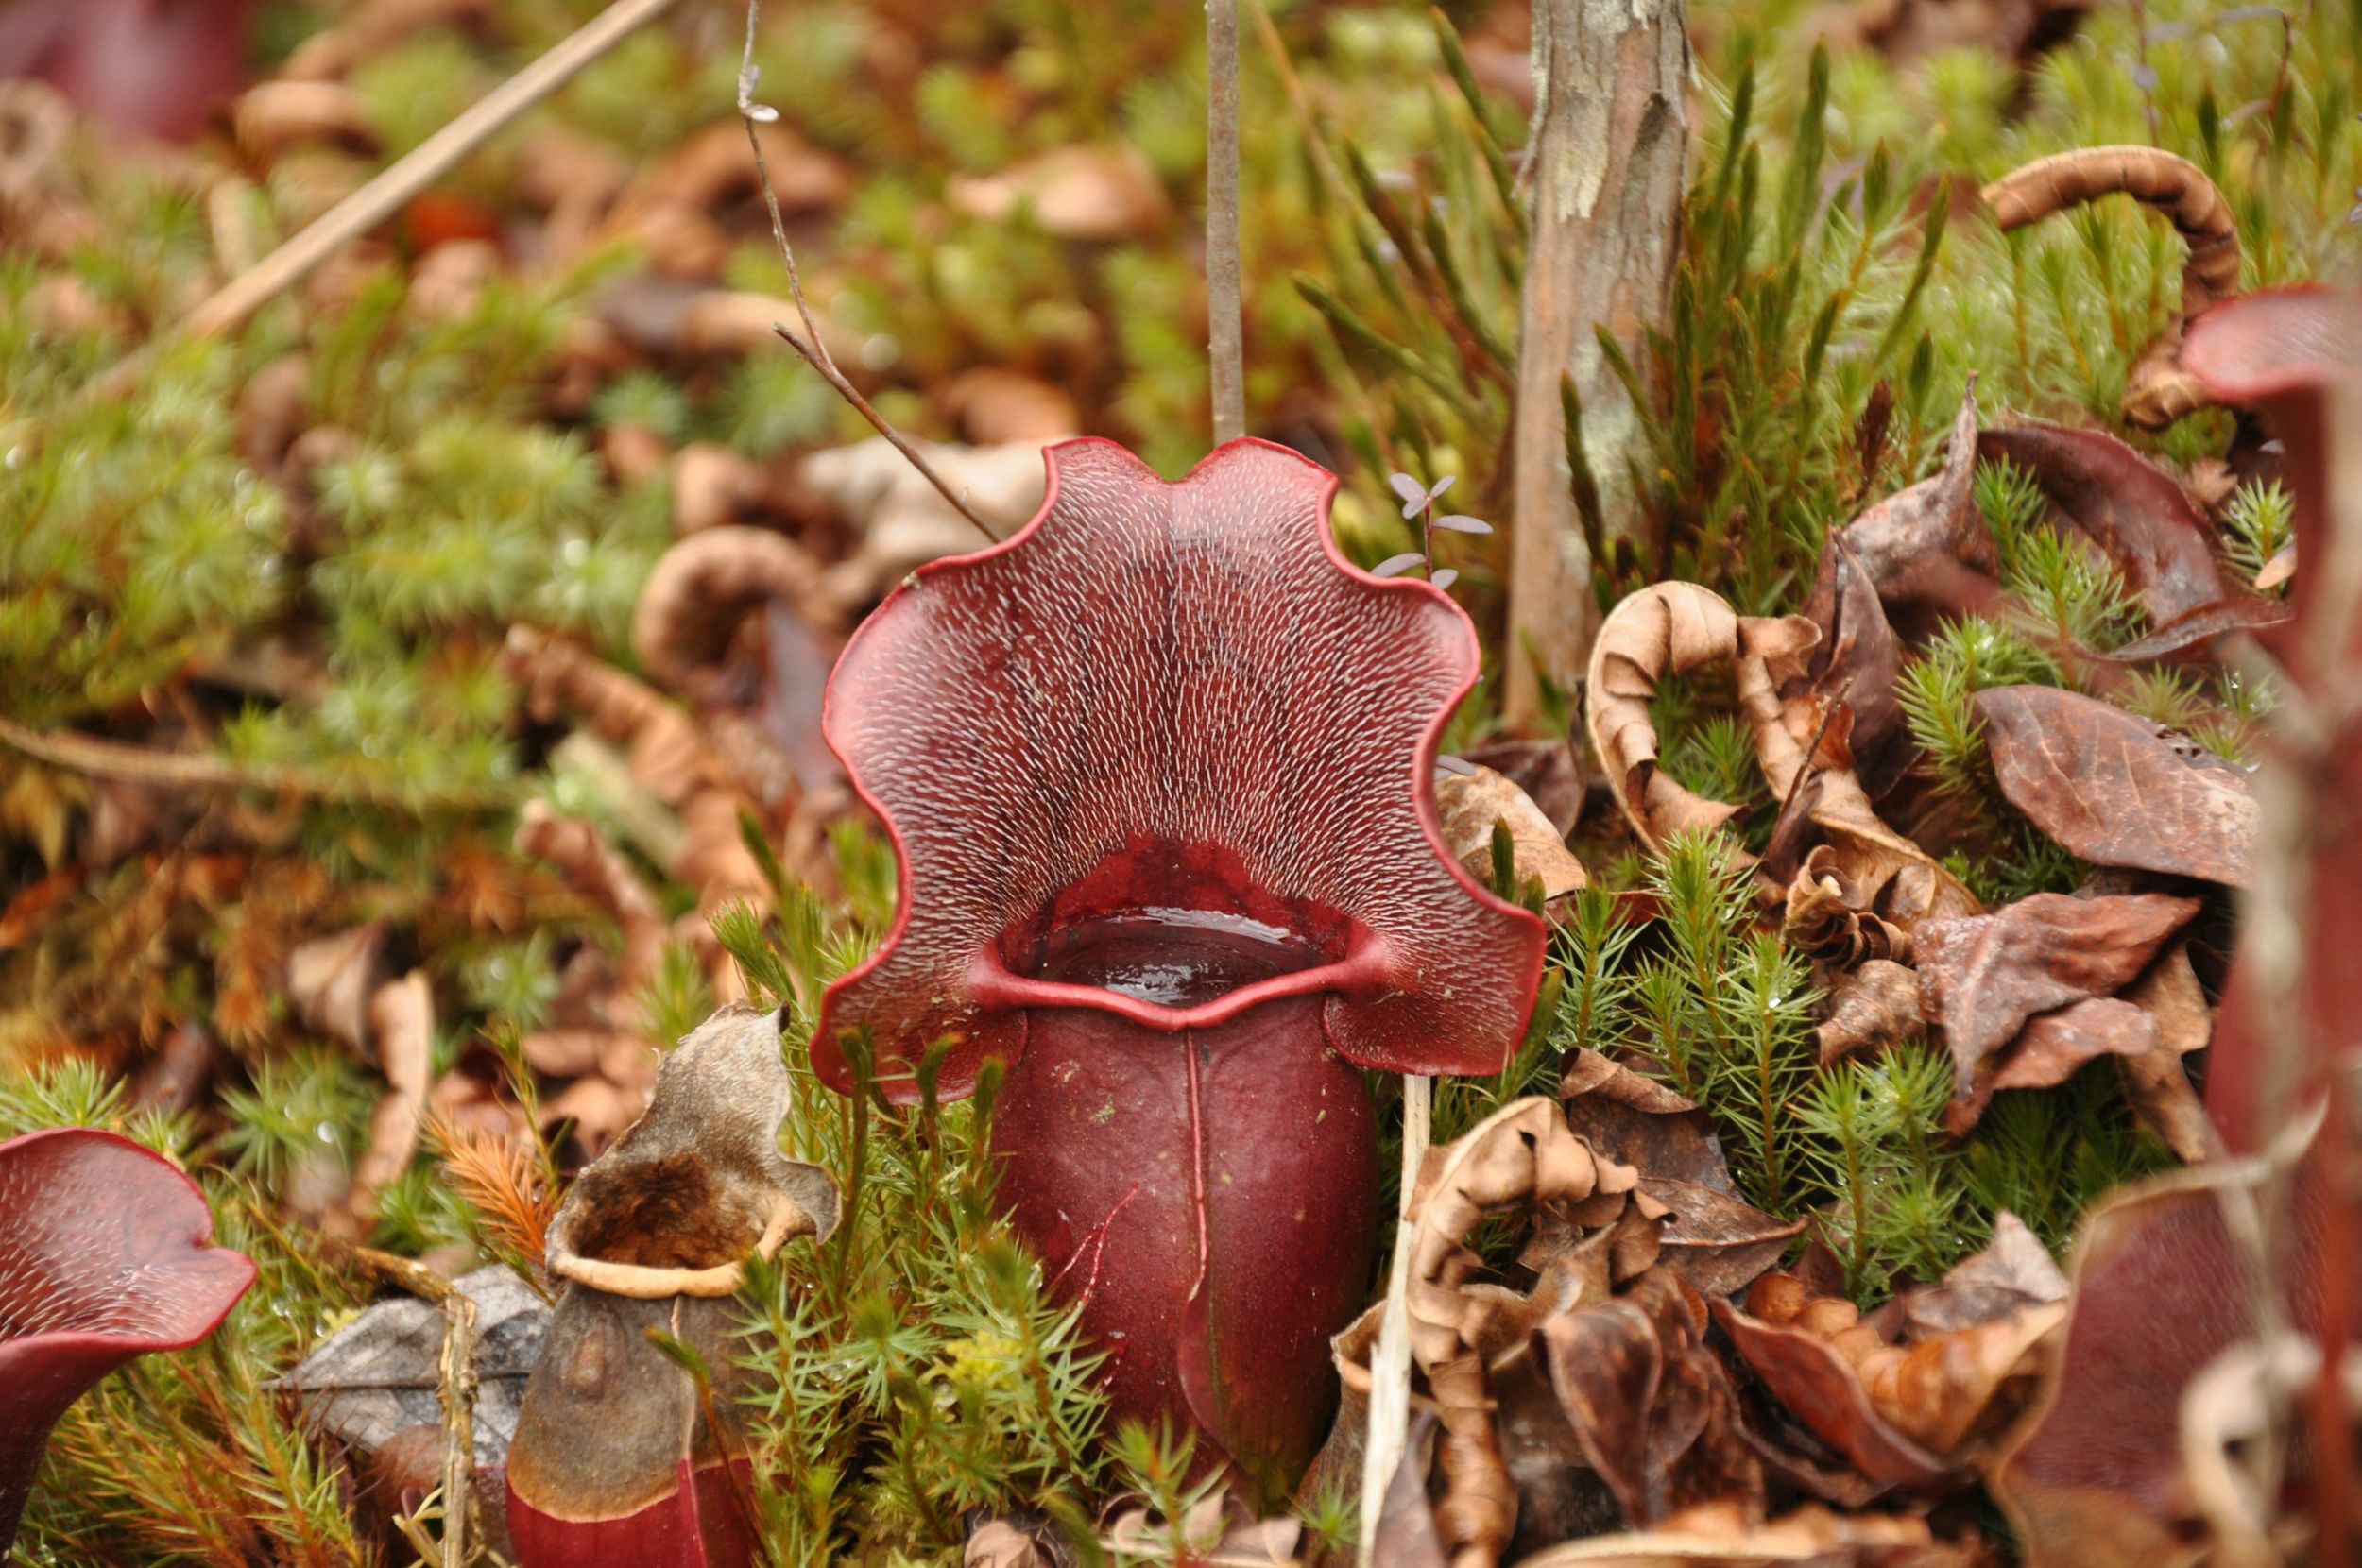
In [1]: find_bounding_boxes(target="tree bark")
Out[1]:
[1505,0,1688,728]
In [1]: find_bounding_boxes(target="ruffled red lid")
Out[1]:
[815,438,1547,1100]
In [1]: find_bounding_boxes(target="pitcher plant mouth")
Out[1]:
[967,835,1389,1030]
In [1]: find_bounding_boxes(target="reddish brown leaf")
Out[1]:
[1558,1051,1806,1298]
[1800,542,1910,799]
[1817,960,1926,1065]
[1976,686,2255,886]
[1719,1270,2062,1490]
[1990,998,2153,1092]
[1711,1290,1948,1491]
[1915,893,2200,1099]
[1977,423,2234,623]
[1540,1270,1765,1527]
[2097,593,2291,663]
[1806,386,1997,639]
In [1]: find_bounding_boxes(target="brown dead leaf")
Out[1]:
[964,1519,1056,1568]
[231,80,376,161]
[1817,959,1925,1065]
[537,1074,643,1154]
[670,443,762,537]
[2113,951,2221,1165]
[1977,424,2236,623]
[1106,1492,1302,1563]
[285,919,389,1050]
[1436,764,1589,899]
[502,626,723,809]
[1541,1269,1765,1527]
[659,118,848,217]
[1915,892,2200,1102]
[520,1029,657,1088]
[1988,997,2155,1094]
[1798,542,1910,799]
[1719,1269,2062,1486]
[1897,1212,2071,1338]
[514,802,667,1019]
[1806,385,1996,639]
[334,971,434,1237]
[1977,685,2255,886]
[1557,1050,1805,1298]
[1465,734,1586,838]
[947,145,1171,241]
[1585,584,1818,850]
[939,367,1082,447]
[801,435,1049,585]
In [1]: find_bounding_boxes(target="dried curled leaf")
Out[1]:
[1805,387,1994,639]
[1719,1253,2064,1489]
[1408,1099,1640,1368]
[1587,583,1745,849]
[1976,425,2245,625]
[1783,846,1908,970]
[1982,148,2236,428]
[1540,1270,1765,1527]
[1402,1099,1643,1566]
[1557,1051,1806,1299]
[630,525,842,708]
[1816,959,1926,1065]
[1976,685,2255,887]
[1915,892,2200,1106]
[1767,770,1980,948]
[544,1003,839,1297]
[1584,584,1819,851]
[1436,764,1590,899]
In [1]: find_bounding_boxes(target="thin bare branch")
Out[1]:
[1206,0,1246,445]
[190,0,685,343]
[737,0,1004,544]
[72,0,684,408]
[0,715,518,810]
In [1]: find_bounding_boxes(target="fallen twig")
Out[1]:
[736,0,1003,543]
[78,0,684,410]
[0,715,517,810]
